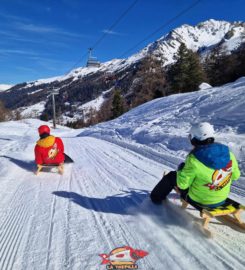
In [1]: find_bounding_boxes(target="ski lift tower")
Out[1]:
[51,88,59,129]
[86,48,100,67]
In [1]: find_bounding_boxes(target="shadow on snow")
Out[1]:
[53,189,150,215]
[53,189,194,229]
[0,155,35,172]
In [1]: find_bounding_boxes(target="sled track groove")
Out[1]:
[231,184,245,198]
[77,169,146,255]
[83,147,120,191]
[0,209,29,270]
[62,170,73,269]
[70,142,143,251]
[0,183,30,270]
[89,136,181,169]
[44,175,63,270]
[92,144,158,179]
[72,142,158,270]
[83,143,142,190]
[76,169,115,250]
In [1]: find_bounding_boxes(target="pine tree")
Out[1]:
[186,50,207,91]
[236,44,245,78]
[111,89,125,119]
[204,44,244,86]
[40,112,49,122]
[204,45,227,86]
[168,43,189,93]
[168,43,206,93]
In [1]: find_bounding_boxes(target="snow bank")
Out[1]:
[78,77,245,171]
[199,82,211,89]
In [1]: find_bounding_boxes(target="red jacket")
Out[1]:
[35,135,65,165]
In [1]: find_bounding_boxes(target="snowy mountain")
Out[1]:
[0,19,244,122]
[7,20,245,88]
[0,78,244,269]
[0,84,12,91]
[146,19,245,65]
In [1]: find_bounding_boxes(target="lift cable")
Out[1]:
[65,0,139,75]
[119,0,202,58]
[92,0,139,50]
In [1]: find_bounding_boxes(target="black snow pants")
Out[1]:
[150,171,188,204]
[150,171,177,204]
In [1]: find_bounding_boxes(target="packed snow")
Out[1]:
[0,78,245,270]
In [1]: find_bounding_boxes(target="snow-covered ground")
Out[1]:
[0,78,245,270]
[59,88,113,124]
[19,101,46,118]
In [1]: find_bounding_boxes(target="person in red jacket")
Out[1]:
[35,125,65,174]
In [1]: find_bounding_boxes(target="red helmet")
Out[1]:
[38,125,50,135]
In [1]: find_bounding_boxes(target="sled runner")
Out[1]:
[181,197,245,238]
[35,154,73,175]
[35,163,64,175]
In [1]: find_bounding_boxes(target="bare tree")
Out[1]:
[0,100,12,121]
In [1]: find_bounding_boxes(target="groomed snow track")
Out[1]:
[0,128,244,269]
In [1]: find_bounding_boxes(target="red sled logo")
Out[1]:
[99,246,148,269]
[205,160,232,190]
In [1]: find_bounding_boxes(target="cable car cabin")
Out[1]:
[86,57,100,67]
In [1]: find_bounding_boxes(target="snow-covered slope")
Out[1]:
[0,78,244,269]
[78,77,245,193]
[78,77,245,161]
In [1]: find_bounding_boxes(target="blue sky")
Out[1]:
[0,0,244,85]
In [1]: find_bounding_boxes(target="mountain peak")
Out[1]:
[146,19,244,66]
[197,18,230,26]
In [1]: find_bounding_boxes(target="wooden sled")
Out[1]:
[35,163,64,175]
[181,198,245,238]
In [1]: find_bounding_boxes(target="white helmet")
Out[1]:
[189,122,215,141]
